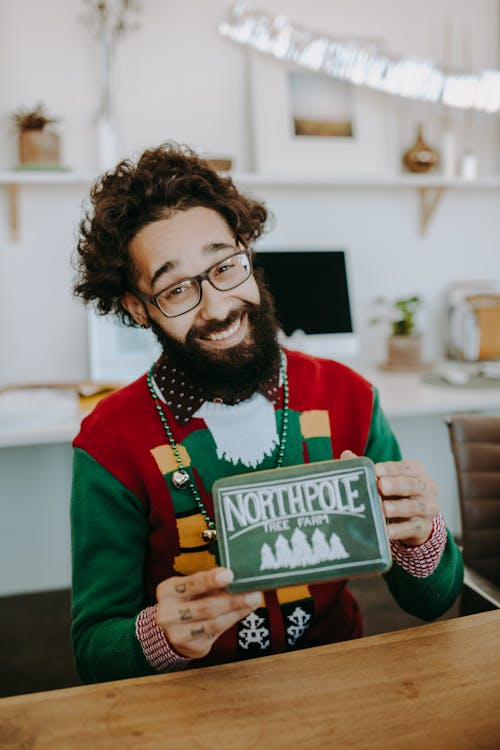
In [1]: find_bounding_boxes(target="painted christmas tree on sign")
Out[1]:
[260,527,349,571]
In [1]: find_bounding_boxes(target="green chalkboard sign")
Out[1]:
[213,457,392,592]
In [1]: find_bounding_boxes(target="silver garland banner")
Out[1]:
[219,2,500,114]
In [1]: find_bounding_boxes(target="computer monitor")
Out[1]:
[254,248,357,359]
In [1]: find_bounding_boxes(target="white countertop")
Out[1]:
[1,368,500,448]
[0,417,84,448]
[365,368,500,418]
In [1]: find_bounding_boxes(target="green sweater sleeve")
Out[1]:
[364,388,464,620]
[383,529,463,620]
[364,387,402,463]
[71,448,156,683]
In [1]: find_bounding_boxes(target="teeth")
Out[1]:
[205,317,241,341]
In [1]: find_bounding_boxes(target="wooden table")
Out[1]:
[1,611,499,750]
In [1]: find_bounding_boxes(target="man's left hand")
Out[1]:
[341,451,440,546]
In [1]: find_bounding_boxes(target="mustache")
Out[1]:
[187,305,251,341]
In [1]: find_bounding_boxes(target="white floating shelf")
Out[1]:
[1,169,500,188]
[2,170,499,241]
[232,173,500,189]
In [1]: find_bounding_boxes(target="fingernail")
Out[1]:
[214,568,234,586]
[340,450,357,459]
[244,592,261,607]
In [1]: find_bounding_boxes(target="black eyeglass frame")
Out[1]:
[131,249,253,318]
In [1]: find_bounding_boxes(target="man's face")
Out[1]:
[121,207,280,398]
[122,206,261,348]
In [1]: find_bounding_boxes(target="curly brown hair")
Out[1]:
[73,142,269,326]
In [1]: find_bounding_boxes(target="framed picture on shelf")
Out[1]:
[249,52,395,175]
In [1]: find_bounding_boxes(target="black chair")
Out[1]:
[446,413,500,614]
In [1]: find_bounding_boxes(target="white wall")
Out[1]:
[0,443,73,595]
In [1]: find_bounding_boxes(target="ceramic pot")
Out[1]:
[19,129,60,165]
[402,126,438,173]
[386,335,423,370]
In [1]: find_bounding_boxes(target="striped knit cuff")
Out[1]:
[390,513,447,578]
[135,605,192,672]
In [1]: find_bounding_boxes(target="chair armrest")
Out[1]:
[463,566,500,609]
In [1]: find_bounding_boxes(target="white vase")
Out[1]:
[460,151,479,181]
[441,130,457,179]
[96,115,117,171]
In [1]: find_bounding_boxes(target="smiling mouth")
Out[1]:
[202,316,242,342]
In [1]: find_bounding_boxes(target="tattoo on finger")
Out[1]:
[179,608,192,622]
[418,480,426,492]
[190,626,205,637]
[175,583,187,594]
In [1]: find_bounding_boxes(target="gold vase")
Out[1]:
[402,125,438,173]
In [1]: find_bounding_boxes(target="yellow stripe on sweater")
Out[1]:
[300,410,331,438]
[276,585,311,604]
[174,549,216,575]
[176,513,208,548]
[151,443,191,474]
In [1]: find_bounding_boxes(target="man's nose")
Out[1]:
[198,279,232,321]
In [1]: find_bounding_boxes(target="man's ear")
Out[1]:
[121,292,149,328]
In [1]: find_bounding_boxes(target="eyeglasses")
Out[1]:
[132,250,253,318]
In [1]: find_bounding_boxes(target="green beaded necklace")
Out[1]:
[146,350,289,543]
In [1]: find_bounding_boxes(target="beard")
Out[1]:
[148,270,282,402]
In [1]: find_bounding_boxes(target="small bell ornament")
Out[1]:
[201,528,218,543]
[171,469,191,489]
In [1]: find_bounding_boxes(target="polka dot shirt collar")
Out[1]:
[151,354,280,426]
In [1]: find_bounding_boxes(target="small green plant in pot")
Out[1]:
[11,103,61,167]
[371,295,424,370]
[390,296,421,336]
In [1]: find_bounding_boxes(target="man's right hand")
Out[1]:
[155,567,262,659]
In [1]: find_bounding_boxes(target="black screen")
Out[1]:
[254,250,353,337]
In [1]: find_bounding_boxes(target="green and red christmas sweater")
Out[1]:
[71,350,463,683]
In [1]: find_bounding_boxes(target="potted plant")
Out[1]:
[11,103,61,167]
[371,295,424,370]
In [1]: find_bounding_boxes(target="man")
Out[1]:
[71,143,463,683]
